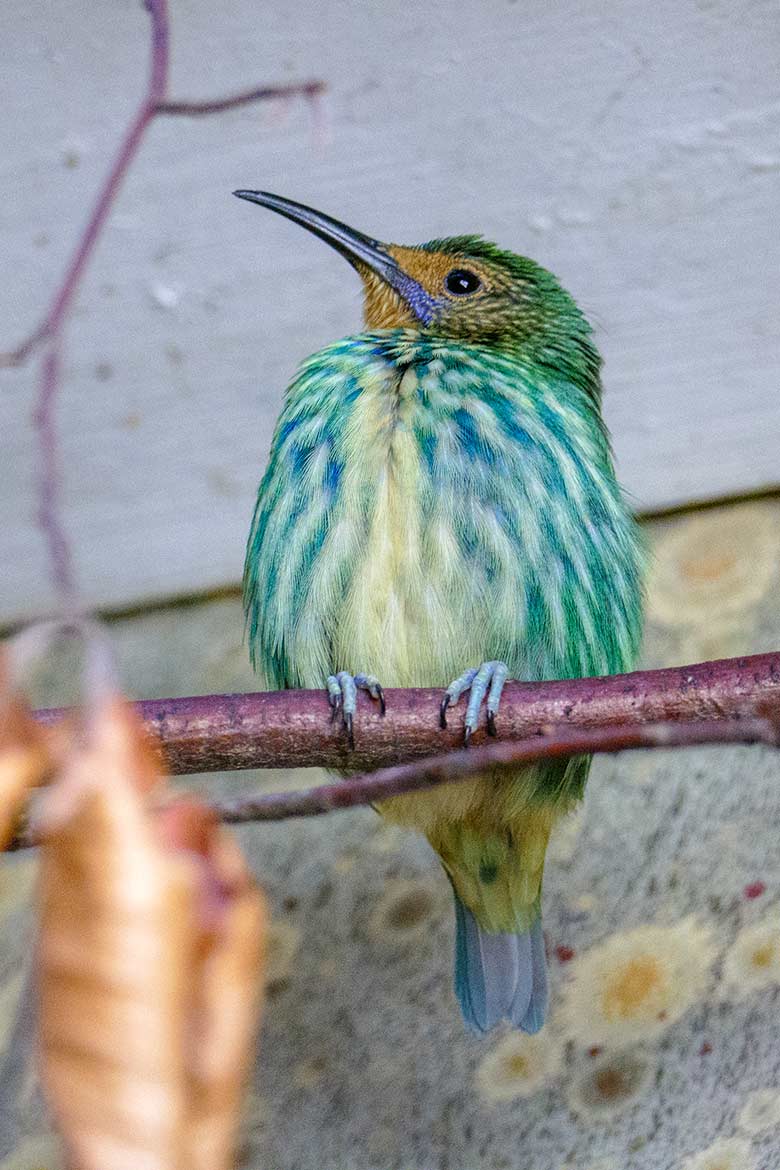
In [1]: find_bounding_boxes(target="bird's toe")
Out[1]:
[325,670,386,747]
[441,661,510,744]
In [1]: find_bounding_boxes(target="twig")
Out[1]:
[215,715,780,823]
[32,349,72,600]
[156,80,325,117]
[0,0,323,609]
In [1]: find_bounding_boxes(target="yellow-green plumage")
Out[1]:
[238,192,644,1033]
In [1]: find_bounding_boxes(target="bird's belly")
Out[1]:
[332,434,491,688]
[273,359,640,697]
[336,559,465,689]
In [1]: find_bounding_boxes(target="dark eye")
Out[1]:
[444,268,482,296]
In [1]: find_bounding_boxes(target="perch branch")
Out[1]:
[32,651,780,776]
[5,651,777,849]
[0,0,323,607]
[0,650,771,851]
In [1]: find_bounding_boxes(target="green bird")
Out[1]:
[235,191,644,1034]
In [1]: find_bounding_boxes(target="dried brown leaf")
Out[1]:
[37,697,266,1170]
[0,652,54,850]
[157,802,266,1170]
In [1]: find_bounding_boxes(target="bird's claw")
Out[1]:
[440,661,509,746]
[326,670,385,748]
[354,673,386,716]
[327,676,343,723]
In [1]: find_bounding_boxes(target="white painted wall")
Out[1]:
[2,0,779,623]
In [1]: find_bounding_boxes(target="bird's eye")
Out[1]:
[444,268,482,296]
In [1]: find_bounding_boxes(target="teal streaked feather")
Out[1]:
[245,324,643,1033]
[244,331,642,693]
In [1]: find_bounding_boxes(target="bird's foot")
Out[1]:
[440,661,509,745]
[326,671,386,749]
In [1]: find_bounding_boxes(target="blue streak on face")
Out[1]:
[395,273,436,325]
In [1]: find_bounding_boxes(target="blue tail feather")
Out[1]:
[519,913,548,1033]
[454,896,548,1035]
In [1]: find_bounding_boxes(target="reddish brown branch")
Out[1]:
[33,651,780,777]
[7,651,776,846]
[0,0,323,609]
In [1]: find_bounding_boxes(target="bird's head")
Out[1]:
[234,191,597,376]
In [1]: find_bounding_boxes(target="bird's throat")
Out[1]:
[360,270,419,329]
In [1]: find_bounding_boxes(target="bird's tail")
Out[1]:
[453,895,548,1035]
[425,805,555,1033]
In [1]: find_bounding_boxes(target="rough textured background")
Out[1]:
[2,0,780,622]
[2,498,780,1170]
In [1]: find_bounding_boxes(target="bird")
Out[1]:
[235,190,644,1035]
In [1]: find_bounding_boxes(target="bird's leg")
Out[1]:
[439,661,509,745]
[326,671,386,749]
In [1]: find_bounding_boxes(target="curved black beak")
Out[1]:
[233,190,434,324]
